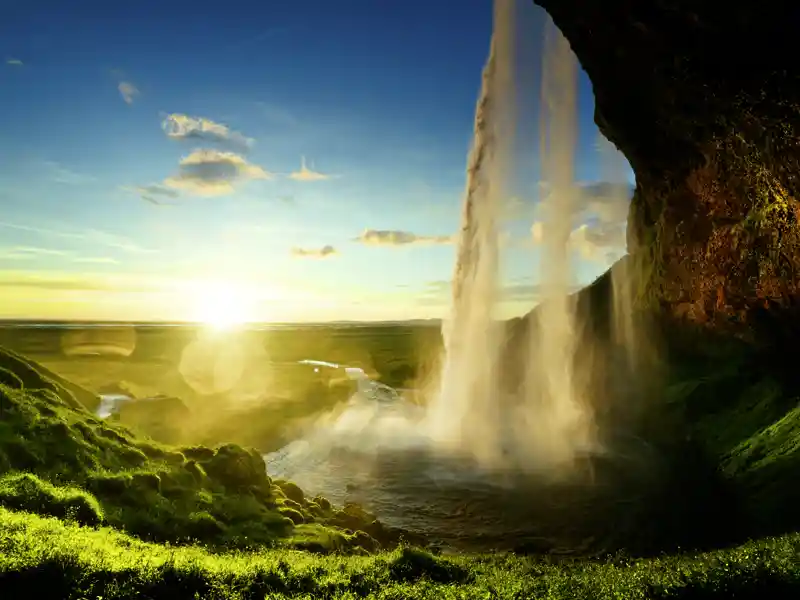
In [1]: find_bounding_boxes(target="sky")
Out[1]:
[0,0,634,324]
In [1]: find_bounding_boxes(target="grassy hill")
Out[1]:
[1,341,800,598]
[0,347,415,555]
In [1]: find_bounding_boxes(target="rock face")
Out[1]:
[533,1,800,341]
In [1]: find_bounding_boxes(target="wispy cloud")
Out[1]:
[121,184,181,206]
[354,229,453,247]
[0,245,118,265]
[0,246,69,260]
[6,58,23,66]
[163,149,272,196]
[161,113,254,152]
[0,221,155,255]
[418,278,582,306]
[529,181,631,263]
[118,81,139,105]
[255,102,299,127]
[43,161,96,185]
[290,245,337,259]
[226,27,289,53]
[288,156,332,182]
[0,270,161,293]
[72,256,119,264]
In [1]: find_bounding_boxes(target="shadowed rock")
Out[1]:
[532,0,800,346]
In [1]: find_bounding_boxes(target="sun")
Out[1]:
[189,280,255,330]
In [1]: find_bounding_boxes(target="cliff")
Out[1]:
[532,0,800,348]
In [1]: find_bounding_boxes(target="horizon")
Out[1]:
[0,317,443,327]
[0,0,634,324]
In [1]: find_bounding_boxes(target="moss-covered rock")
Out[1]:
[0,346,99,411]
[202,443,269,493]
[0,367,23,389]
[0,346,424,553]
[0,472,103,527]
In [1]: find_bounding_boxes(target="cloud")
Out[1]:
[354,229,453,247]
[288,156,332,181]
[124,184,181,206]
[418,278,583,306]
[0,273,111,291]
[72,256,119,265]
[530,181,631,262]
[0,220,155,254]
[6,58,23,66]
[43,161,96,185]
[0,246,118,265]
[0,246,69,260]
[0,271,158,293]
[118,81,139,105]
[163,149,272,196]
[569,222,627,263]
[256,102,299,127]
[161,113,254,152]
[290,245,337,258]
[573,181,632,223]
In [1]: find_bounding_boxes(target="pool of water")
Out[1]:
[263,386,628,552]
[96,360,650,552]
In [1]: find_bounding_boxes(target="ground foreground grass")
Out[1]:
[2,507,799,599]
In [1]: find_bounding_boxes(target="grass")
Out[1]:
[1,507,799,599]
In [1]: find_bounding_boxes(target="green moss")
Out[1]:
[0,346,99,412]
[663,354,800,537]
[0,347,411,554]
[0,472,103,527]
[0,368,23,389]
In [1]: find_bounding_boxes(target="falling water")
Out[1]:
[516,15,597,466]
[426,1,598,472]
[598,134,640,369]
[425,0,516,466]
[265,0,630,547]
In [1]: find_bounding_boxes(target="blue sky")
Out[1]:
[0,0,633,323]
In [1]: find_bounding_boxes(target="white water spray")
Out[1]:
[425,0,516,466]
[426,0,597,472]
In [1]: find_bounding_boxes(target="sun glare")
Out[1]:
[189,280,255,330]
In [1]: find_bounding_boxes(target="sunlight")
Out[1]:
[188,280,256,330]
